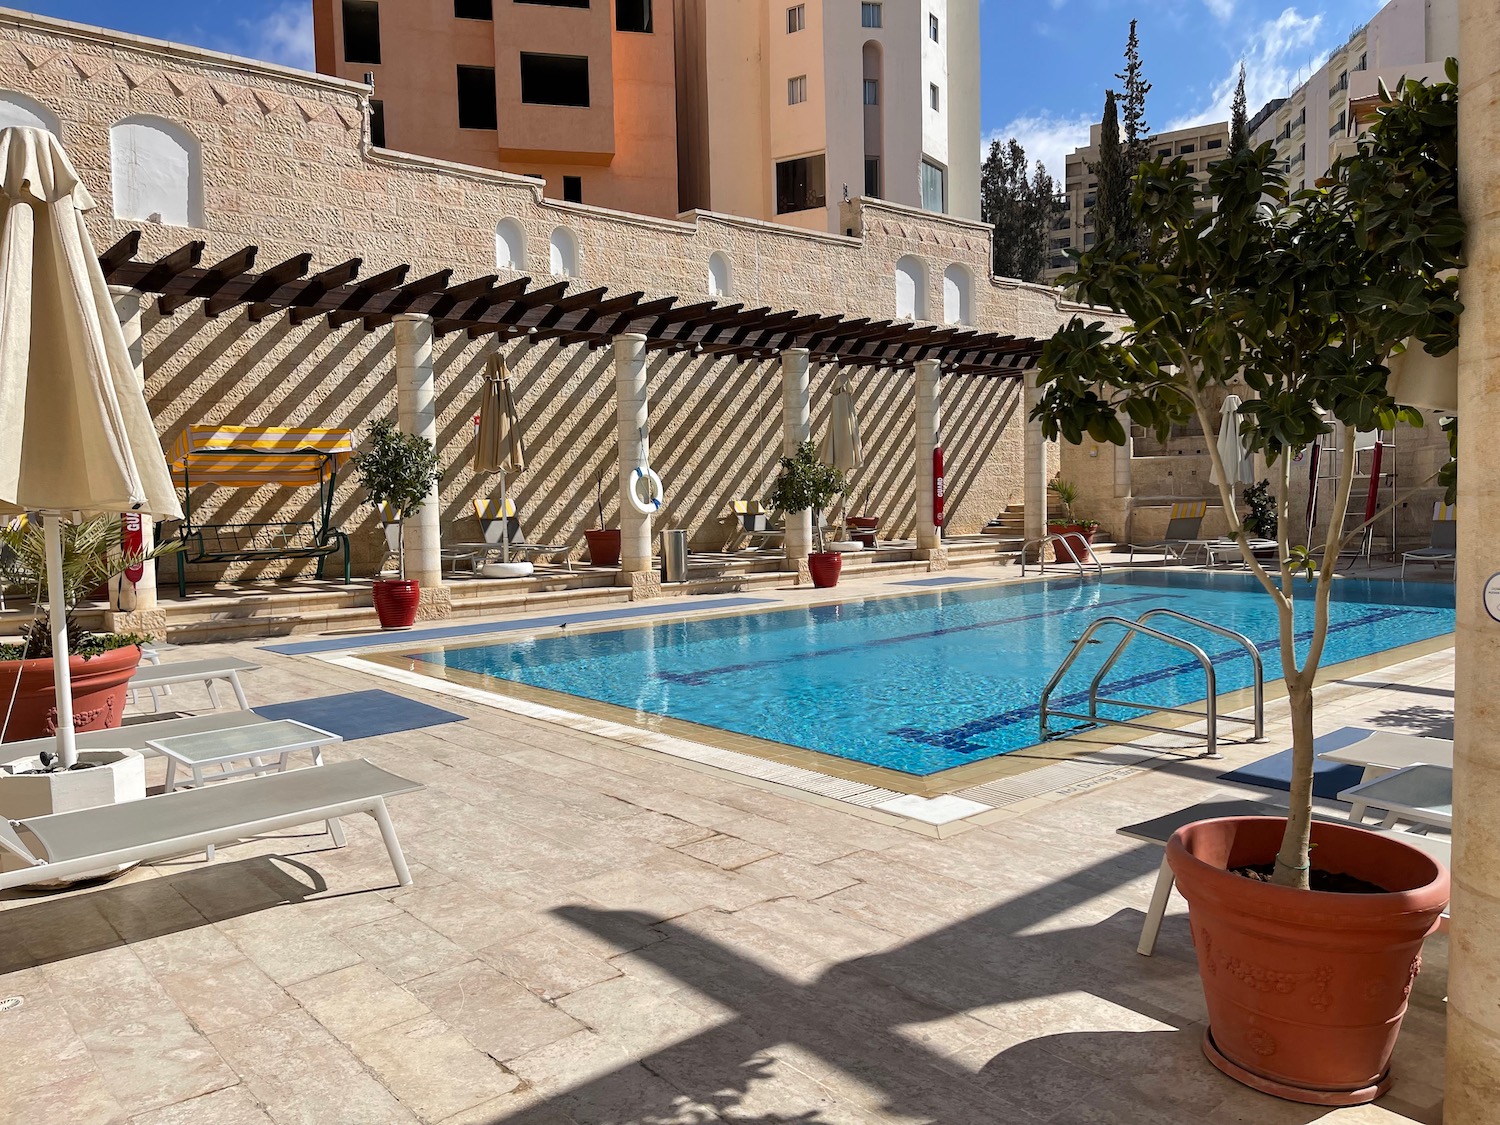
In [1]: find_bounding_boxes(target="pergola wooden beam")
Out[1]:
[249,258,360,324]
[358,269,455,330]
[206,252,312,318]
[136,241,206,293]
[158,246,259,316]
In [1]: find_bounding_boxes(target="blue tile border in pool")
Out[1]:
[260,596,778,656]
[891,576,986,587]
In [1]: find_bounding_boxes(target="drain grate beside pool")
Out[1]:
[953,751,1155,808]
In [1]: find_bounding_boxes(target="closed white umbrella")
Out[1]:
[0,127,181,767]
[820,373,862,533]
[1211,393,1253,490]
[473,354,525,563]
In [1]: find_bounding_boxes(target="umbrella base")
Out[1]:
[481,561,534,579]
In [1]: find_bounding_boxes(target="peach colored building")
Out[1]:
[312,0,680,218]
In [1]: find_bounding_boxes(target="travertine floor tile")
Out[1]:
[285,962,430,1040]
[347,1014,520,1120]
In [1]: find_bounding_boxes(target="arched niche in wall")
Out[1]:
[109,115,203,227]
[0,91,59,135]
[495,218,526,271]
[894,255,927,320]
[708,251,731,297]
[942,263,973,326]
[549,225,579,278]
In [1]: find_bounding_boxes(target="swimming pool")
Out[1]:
[396,573,1454,778]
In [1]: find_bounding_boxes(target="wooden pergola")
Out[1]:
[100,232,1044,378]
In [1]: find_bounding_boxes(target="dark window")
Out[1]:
[929,13,939,40]
[775,154,826,214]
[454,0,492,16]
[1157,146,1170,157]
[342,0,381,64]
[861,3,881,28]
[520,53,590,106]
[864,157,880,198]
[563,175,582,202]
[787,4,805,32]
[616,0,652,32]
[457,65,498,129]
[369,98,386,147]
[1206,137,1222,149]
[1178,143,1195,154]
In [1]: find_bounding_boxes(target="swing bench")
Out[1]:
[167,426,354,596]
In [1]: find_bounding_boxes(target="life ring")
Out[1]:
[626,466,664,515]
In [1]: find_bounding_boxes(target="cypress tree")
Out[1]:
[980,138,1057,283]
[1115,19,1152,170]
[1092,89,1132,250]
[1230,63,1249,154]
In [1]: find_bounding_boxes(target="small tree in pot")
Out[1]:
[770,441,846,587]
[1036,69,1461,1104]
[1045,478,1099,564]
[352,419,442,629]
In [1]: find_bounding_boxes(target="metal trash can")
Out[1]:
[660,529,689,583]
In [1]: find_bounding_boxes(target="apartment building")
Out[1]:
[674,0,980,234]
[1044,119,1230,284]
[312,0,680,218]
[1248,0,1459,192]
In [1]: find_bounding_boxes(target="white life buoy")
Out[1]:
[626,466,664,515]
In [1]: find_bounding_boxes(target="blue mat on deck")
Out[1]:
[1216,726,1374,800]
[254,689,466,742]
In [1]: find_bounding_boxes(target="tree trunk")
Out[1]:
[1274,678,1316,889]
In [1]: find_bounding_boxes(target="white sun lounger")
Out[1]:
[1317,729,1454,784]
[128,656,261,711]
[0,759,422,891]
[1,711,271,759]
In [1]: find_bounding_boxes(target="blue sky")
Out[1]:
[22,0,1383,179]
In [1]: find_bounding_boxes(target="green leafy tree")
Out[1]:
[1229,62,1249,154]
[1115,19,1152,170]
[769,441,845,554]
[980,137,1056,283]
[1034,65,1463,889]
[351,418,442,579]
[1091,90,1132,249]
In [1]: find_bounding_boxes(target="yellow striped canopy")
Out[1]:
[168,425,355,488]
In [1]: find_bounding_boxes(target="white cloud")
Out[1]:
[983,112,1095,184]
[1203,0,1236,20]
[1166,7,1325,130]
[241,3,315,72]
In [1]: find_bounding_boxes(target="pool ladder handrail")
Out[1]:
[1020,531,1105,577]
[1038,610,1266,759]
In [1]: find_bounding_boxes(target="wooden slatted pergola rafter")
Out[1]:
[97,236,1044,376]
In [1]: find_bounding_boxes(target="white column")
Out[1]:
[109,286,157,612]
[1023,369,1049,545]
[394,314,442,587]
[614,334,654,582]
[1448,3,1500,1117]
[781,349,812,564]
[914,359,943,553]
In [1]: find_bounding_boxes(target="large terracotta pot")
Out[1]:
[1048,523,1096,564]
[1167,816,1449,1106]
[0,644,143,743]
[371,579,421,629]
[807,551,842,588]
[584,528,622,567]
[847,515,879,549]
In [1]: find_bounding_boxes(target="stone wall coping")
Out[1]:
[367,145,549,195]
[682,208,861,248]
[855,195,996,237]
[0,5,370,98]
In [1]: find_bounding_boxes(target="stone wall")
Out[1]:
[0,7,1092,581]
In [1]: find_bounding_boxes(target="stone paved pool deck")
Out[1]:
[0,566,1454,1124]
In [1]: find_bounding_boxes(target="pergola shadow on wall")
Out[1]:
[102,232,1044,593]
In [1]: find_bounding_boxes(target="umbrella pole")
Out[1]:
[500,471,510,565]
[44,513,78,769]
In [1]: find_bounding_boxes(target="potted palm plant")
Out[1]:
[1036,69,1460,1105]
[584,464,621,567]
[1046,478,1099,563]
[770,441,846,588]
[352,419,442,629]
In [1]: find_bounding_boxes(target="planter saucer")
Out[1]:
[1203,1028,1392,1107]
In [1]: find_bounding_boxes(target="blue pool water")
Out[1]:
[410,573,1454,777]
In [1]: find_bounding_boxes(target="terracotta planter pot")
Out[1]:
[1167,816,1449,1106]
[846,516,879,549]
[585,528,622,567]
[371,579,421,629]
[1048,523,1096,564]
[0,644,143,743]
[807,551,842,588]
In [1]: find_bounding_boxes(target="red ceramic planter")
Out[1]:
[584,528,622,567]
[807,551,842,588]
[1167,816,1449,1105]
[1047,523,1096,564]
[372,579,421,629]
[0,644,142,742]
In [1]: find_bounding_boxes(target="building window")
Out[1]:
[929,83,939,111]
[520,53,589,107]
[616,0,652,32]
[929,13,939,41]
[863,79,878,106]
[775,154,826,214]
[495,218,526,270]
[1178,143,1195,154]
[788,75,807,105]
[110,115,203,227]
[562,175,582,203]
[342,0,381,64]
[920,159,945,212]
[787,4,805,32]
[1157,146,1171,157]
[369,98,386,147]
[864,157,880,197]
[1206,137,1222,149]
[861,3,881,28]
[708,251,731,297]
[1083,232,1096,247]
[457,65,498,128]
[454,0,492,17]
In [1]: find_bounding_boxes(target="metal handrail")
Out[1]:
[1089,609,1265,743]
[1020,531,1104,577]
[1038,611,1263,759]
